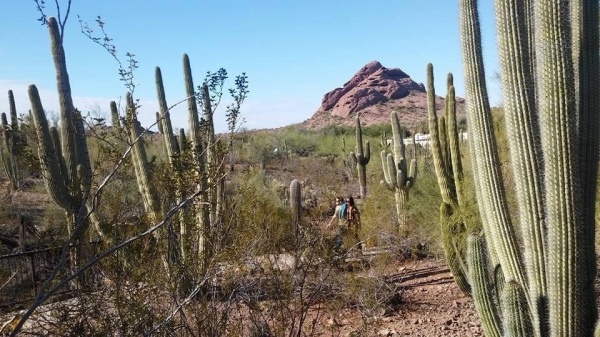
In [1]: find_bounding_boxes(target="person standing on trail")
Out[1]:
[326,196,346,253]
[345,196,362,250]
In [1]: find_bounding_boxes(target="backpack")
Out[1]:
[338,203,347,219]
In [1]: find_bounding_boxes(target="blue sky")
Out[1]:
[0,1,500,132]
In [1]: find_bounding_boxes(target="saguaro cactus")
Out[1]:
[29,17,94,239]
[350,115,370,199]
[290,179,301,237]
[380,111,417,235]
[110,101,120,130]
[458,0,599,336]
[0,91,21,191]
[124,94,161,226]
[426,65,471,296]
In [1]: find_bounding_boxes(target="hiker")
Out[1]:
[344,196,362,249]
[326,196,346,253]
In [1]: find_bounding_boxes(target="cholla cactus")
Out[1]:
[380,111,417,235]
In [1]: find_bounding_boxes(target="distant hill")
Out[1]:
[303,61,465,130]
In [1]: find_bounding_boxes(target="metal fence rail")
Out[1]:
[0,242,101,311]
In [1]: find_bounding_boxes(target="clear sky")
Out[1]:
[0,1,500,133]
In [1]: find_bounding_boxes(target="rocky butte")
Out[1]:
[305,60,465,129]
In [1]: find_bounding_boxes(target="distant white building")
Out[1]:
[400,131,468,148]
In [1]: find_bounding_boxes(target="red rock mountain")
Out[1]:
[305,61,465,129]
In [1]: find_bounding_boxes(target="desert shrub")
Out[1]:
[222,168,296,255]
[320,124,353,137]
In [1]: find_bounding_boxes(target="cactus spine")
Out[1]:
[426,65,470,295]
[459,0,599,335]
[350,115,370,199]
[380,111,417,234]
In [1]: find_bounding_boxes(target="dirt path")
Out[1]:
[313,259,483,336]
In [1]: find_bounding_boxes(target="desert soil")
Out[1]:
[311,258,482,337]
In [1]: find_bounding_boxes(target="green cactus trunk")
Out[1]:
[156,66,186,263]
[1,92,19,191]
[124,95,162,226]
[458,0,600,336]
[183,53,209,265]
[290,179,301,237]
[110,101,120,130]
[351,115,370,199]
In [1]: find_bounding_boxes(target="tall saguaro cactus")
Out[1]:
[426,65,471,296]
[123,94,161,226]
[183,53,209,263]
[350,115,370,199]
[380,111,417,235]
[0,90,21,191]
[290,179,301,237]
[29,17,94,239]
[458,0,599,336]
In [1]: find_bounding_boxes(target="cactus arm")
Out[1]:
[535,1,588,334]
[183,54,203,162]
[182,55,210,260]
[467,234,502,337]
[73,109,92,203]
[28,85,72,211]
[459,0,525,289]
[49,126,67,189]
[48,17,77,185]
[427,64,453,205]
[8,90,18,133]
[290,179,301,236]
[353,115,370,198]
[155,67,179,159]
[0,113,18,191]
[110,101,120,129]
[380,151,393,190]
[502,281,534,337]
[494,0,547,327]
[202,83,215,161]
[363,140,370,164]
[125,93,161,224]
[156,112,163,134]
[445,84,463,207]
[578,0,600,297]
[407,159,417,185]
[178,128,187,152]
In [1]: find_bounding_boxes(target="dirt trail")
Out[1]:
[313,259,483,336]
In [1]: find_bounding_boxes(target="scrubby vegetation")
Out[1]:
[2,1,600,336]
